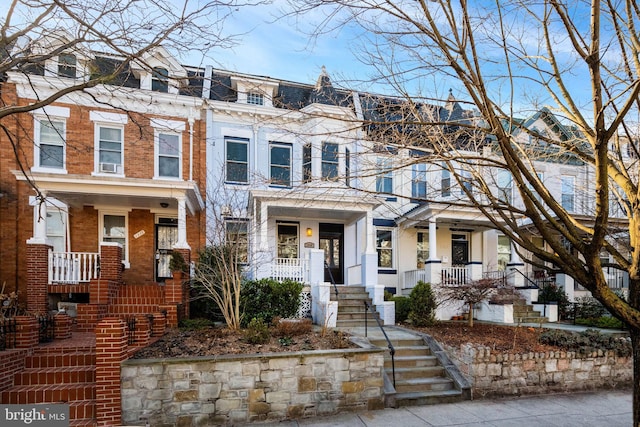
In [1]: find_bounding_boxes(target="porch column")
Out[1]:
[507,241,525,287]
[30,194,48,244]
[173,196,190,249]
[362,210,378,288]
[254,202,271,280]
[509,241,522,263]
[364,210,375,253]
[428,218,438,261]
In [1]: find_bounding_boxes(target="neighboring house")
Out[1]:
[0,37,206,323]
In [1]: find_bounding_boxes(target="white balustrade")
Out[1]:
[270,258,309,283]
[48,251,100,284]
[441,266,468,284]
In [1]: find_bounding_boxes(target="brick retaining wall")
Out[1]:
[442,342,632,398]
[121,347,385,425]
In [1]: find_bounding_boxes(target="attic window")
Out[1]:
[247,92,264,105]
[152,67,169,93]
[58,54,76,78]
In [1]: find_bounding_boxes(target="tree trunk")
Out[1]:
[630,326,640,426]
[468,303,474,327]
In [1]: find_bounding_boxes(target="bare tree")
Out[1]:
[286,0,640,421]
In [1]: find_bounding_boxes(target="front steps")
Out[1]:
[1,345,97,426]
[369,334,468,407]
[331,285,381,328]
[513,298,548,323]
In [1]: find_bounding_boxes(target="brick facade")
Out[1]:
[95,318,127,426]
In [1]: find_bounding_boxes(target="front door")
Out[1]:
[320,223,344,284]
[451,233,469,266]
[156,218,178,281]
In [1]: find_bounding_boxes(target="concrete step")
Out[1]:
[392,366,446,380]
[390,345,434,358]
[388,355,439,368]
[393,376,455,394]
[369,338,426,348]
[335,312,380,321]
[393,389,464,407]
[515,316,548,323]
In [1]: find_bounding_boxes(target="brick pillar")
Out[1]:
[14,316,39,349]
[159,305,178,328]
[54,312,72,340]
[99,243,123,283]
[166,248,190,305]
[95,318,127,426]
[26,243,52,314]
[133,315,151,347]
[151,312,166,336]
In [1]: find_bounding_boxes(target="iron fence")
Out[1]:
[0,318,17,351]
[38,314,55,343]
[125,316,136,345]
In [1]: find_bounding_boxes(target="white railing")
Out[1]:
[271,258,309,283]
[49,251,100,284]
[404,269,427,289]
[442,266,468,285]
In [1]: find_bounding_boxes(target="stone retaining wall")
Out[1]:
[442,343,632,398]
[121,346,385,426]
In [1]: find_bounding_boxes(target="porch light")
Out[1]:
[306,228,313,237]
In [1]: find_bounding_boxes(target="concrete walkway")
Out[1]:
[268,390,632,426]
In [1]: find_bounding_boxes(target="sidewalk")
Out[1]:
[264,390,632,426]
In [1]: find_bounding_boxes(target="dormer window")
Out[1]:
[247,92,264,105]
[58,53,76,78]
[152,67,169,93]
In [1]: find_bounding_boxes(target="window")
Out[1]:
[561,175,575,211]
[226,220,248,263]
[152,67,169,93]
[225,137,249,183]
[345,148,351,186]
[58,53,76,78]
[270,143,291,186]
[157,132,181,178]
[497,170,512,204]
[497,235,511,271]
[441,166,451,197]
[303,144,312,183]
[376,228,393,268]
[412,163,427,199]
[322,142,339,179]
[277,223,299,259]
[101,213,127,262]
[97,126,123,174]
[376,158,393,194]
[247,92,264,105]
[460,168,472,194]
[46,207,67,252]
[417,231,429,268]
[36,118,65,169]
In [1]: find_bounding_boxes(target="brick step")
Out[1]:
[33,345,96,355]
[14,366,96,386]
[68,400,96,420]
[1,383,96,404]
[69,419,97,426]
[26,353,96,369]
[387,355,439,368]
[393,376,455,394]
[392,366,446,380]
[393,389,463,407]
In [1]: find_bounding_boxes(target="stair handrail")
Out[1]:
[364,300,396,387]
[512,268,540,289]
[324,261,339,299]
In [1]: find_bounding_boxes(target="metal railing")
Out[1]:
[363,301,396,387]
[49,251,100,284]
[38,314,55,343]
[0,318,17,351]
[483,270,507,286]
[324,262,339,299]
[512,268,539,288]
[125,316,136,345]
[271,257,309,283]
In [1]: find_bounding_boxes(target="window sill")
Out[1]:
[153,176,183,181]
[31,167,68,174]
[91,171,125,178]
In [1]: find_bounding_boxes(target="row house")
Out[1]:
[0,36,206,325]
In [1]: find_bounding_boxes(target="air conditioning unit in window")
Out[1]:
[221,205,231,216]
[99,163,118,173]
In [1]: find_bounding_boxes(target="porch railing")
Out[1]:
[49,251,100,284]
[271,258,309,283]
[442,266,468,285]
[404,269,427,289]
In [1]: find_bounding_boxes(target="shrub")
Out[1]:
[575,315,623,329]
[179,318,214,330]
[408,281,437,327]
[243,318,271,344]
[573,296,607,319]
[240,278,304,326]
[538,282,571,319]
[393,296,410,323]
[272,317,312,337]
[539,328,631,356]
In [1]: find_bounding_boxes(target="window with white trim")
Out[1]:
[152,67,169,93]
[376,158,393,194]
[376,228,394,269]
[417,231,429,267]
[561,175,575,211]
[156,132,181,178]
[303,144,312,183]
[270,143,291,186]
[497,235,511,271]
[46,207,68,253]
[345,148,351,186]
[412,163,427,199]
[247,92,264,105]
[225,220,248,263]
[441,166,451,197]
[322,142,339,179]
[96,125,123,174]
[58,53,76,78]
[35,118,66,170]
[497,169,513,204]
[101,213,128,262]
[225,137,249,183]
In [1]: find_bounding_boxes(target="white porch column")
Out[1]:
[254,201,271,280]
[509,241,522,263]
[173,196,190,249]
[507,241,525,287]
[428,218,438,261]
[365,210,375,253]
[361,210,378,288]
[28,194,48,244]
